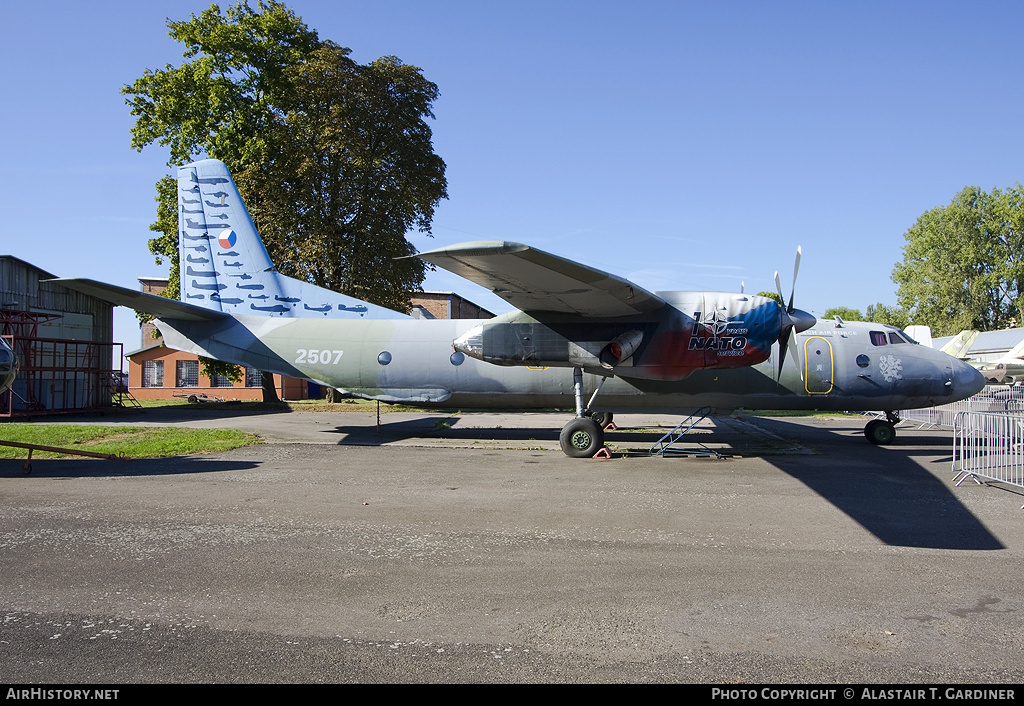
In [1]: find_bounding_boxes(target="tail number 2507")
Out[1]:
[295,349,344,365]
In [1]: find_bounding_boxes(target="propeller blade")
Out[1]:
[777,326,790,380]
[788,246,801,312]
[789,328,803,381]
[774,246,806,382]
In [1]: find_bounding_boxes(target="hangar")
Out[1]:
[0,255,124,416]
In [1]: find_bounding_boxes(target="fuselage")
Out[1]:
[156,313,984,413]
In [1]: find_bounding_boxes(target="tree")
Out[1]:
[864,302,909,330]
[822,306,863,322]
[242,46,447,311]
[124,1,447,398]
[757,291,783,305]
[892,185,1024,336]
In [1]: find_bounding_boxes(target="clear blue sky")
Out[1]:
[2,1,1022,355]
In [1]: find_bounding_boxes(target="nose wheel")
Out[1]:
[864,414,898,445]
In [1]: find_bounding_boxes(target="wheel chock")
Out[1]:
[592,447,612,459]
[603,422,617,431]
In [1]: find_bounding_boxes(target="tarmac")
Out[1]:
[1,406,1022,683]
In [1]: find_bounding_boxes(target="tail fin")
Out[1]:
[178,160,408,319]
[939,329,979,359]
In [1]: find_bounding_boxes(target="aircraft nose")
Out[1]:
[950,357,986,400]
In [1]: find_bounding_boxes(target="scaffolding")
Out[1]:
[0,310,129,417]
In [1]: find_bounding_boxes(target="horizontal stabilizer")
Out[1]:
[416,241,666,318]
[49,278,229,322]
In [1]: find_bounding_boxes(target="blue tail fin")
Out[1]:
[178,160,408,319]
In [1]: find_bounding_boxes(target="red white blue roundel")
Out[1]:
[218,230,237,249]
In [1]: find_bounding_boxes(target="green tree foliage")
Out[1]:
[864,302,909,329]
[820,304,910,328]
[124,2,447,401]
[245,46,447,311]
[756,291,783,305]
[123,1,447,312]
[822,306,863,322]
[893,185,1024,336]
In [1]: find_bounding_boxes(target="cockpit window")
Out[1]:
[870,331,887,346]
[888,332,907,344]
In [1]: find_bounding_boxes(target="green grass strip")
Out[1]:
[0,424,260,459]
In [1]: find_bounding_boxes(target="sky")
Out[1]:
[2,0,1023,358]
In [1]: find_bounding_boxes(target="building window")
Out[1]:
[142,360,164,387]
[245,368,263,388]
[176,360,199,387]
[210,374,235,388]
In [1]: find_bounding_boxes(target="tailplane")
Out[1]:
[178,160,408,319]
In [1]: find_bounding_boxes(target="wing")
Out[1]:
[50,279,229,322]
[416,241,665,317]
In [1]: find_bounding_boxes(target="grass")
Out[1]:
[0,424,260,459]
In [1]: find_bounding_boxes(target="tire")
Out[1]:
[864,419,896,445]
[590,411,614,428]
[559,417,605,458]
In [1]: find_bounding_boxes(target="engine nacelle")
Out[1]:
[599,329,644,369]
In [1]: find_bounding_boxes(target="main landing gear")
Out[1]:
[558,367,612,458]
[864,412,899,445]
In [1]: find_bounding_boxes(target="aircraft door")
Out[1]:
[804,336,834,394]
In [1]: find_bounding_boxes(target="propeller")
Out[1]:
[773,247,816,381]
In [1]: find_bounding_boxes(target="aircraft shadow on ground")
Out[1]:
[0,456,260,479]
[745,417,1005,551]
[67,404,293,425]
[323,415,683,447]
[329,414,1005,551]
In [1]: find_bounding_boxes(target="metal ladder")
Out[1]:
[649,406,723,458]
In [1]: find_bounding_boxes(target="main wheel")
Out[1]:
[559,417,605,458]
[864,419,896,445]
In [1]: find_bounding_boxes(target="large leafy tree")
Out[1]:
[893,185,1024,336]
[124,1,447,396]
[243,46,447,311]
[125,1,446,310]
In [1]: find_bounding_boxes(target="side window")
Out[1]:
[870,331,887,346]
[176,360,199,387]
[142,360,164,387]
[888,332,907,344]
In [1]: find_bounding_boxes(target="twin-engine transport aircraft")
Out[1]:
[56,160,985,457]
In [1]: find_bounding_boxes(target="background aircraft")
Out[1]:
[56,160,985,457]
[939,329,980,360]
[974,336,1024,384]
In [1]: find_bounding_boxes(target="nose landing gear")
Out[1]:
[864,412,899,445]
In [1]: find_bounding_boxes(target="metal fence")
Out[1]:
[951,409,1024,505]
[900,385,1024,429]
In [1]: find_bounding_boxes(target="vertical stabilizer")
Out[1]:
[178,160,409,319]
[939,330,979,359]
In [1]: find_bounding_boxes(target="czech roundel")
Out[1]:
[218,230,237,249]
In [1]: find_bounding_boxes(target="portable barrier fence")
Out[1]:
[899,385,1024,429]
[951,409,1024,507]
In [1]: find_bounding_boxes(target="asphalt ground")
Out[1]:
[1,408,1022,683]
